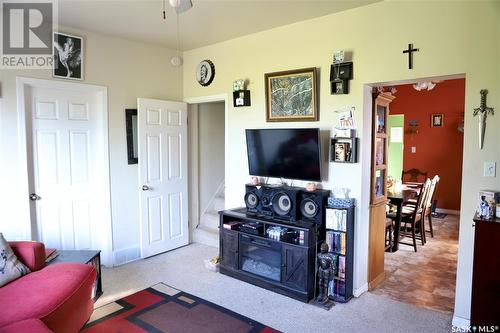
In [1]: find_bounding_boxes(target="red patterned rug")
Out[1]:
[82,283,280,333]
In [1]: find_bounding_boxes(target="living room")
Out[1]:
[0,0,499,332]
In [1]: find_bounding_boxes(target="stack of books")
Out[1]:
[329,279,346,298]
[325,230,346,255]
[325,208,347,231]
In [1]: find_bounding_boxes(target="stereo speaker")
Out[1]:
[298,189,330,225]
[245,185,329,225]
[244,184,262,214]
[270,187,299,222]
[244,184,300,221]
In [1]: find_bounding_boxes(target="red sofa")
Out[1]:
[0,241,96,333]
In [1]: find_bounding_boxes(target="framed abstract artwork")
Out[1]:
[265,67,318,122]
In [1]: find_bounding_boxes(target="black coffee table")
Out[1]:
[48,250,102,301]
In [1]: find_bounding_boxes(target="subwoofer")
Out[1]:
[298,189,330,225]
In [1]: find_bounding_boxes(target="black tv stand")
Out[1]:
[219,208,320,303]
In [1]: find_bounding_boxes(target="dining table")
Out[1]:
[386,182,422,252]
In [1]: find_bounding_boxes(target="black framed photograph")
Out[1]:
[125,109,138,164]
[331,79,348,95]
[53,32,83,80]
[196,59,215,86]
[431,113,444,127]
[265,67,318,122]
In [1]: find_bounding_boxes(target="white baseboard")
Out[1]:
[452,314,470,328]
[436,208,460,215]
[353,283,368,297]
[113,245,141,266]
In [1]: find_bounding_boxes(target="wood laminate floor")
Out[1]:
[371,213,459,314]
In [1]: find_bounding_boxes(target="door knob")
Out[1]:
[29,193,41,201]
[142,185,150,191]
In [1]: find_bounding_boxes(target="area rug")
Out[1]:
[82,283,280,333]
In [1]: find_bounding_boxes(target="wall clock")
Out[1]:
[196,60,215,86]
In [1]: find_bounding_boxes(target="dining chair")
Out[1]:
[423,175,440,238]
[398,179,431,252]
[402,168,428,183]
[385,200,395,252]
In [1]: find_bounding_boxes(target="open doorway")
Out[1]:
[367,76,465,313]
[188,100,226,248]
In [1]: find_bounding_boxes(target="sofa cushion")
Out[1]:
[0,233,30,287]
[8,241,46,272]
[0,263,96,330]
[0,319,52,333]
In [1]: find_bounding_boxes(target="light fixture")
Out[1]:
[169,0,193,14]
[170,12,183,67]
[161,1,188,67]
[413,81,437,91]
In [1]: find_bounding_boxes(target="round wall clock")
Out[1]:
[196,60,215,86]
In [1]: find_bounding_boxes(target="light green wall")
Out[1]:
[182,1,500,324]
[387,115,404,181]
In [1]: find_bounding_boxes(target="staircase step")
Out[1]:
[213,197,225,212]
[200,211,220,230]
[192,225,219,248]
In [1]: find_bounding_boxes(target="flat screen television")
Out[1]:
[245,128,322,181]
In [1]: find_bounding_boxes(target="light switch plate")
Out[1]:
[411,146,416,153]
[484,161,496,177]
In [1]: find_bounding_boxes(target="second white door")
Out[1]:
[138,98,189,258]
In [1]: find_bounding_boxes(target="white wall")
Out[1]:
[198,102,225,214]
[181,0,500,324]
[0,27,183,265]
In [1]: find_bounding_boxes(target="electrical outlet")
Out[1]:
[484,162,496,177]
[411,146,416,153]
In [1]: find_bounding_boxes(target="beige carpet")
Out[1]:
[95,243,452,333]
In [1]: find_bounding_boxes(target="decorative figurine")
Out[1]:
[306,182,317,192]
[314,242,335,310]
[473,89,494,149]
[479,196,492,219]
[250,176,260,185]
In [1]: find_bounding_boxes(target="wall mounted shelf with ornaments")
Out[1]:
[330,62,353,95]
[233,90,251,107]
[330,137,358,163]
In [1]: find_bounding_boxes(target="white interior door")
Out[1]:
[26,84,110,261]
[138,98,188,258]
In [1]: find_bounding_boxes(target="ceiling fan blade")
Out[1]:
[169,0,193,14]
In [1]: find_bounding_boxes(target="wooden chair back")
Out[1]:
[414,179,432,218]
[402,168,428,183]
[425,175,440,212]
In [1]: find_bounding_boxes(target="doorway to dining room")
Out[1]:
[366,75,465,314]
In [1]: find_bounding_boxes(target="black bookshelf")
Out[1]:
[324,198,355,303]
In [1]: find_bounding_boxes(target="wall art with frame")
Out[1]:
[265,67,318,122]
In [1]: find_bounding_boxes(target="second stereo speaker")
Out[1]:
[299,189,330,225]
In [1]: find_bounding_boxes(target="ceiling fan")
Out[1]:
[163,0,193,18]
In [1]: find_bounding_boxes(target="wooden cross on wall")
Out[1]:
[403,43,419,69]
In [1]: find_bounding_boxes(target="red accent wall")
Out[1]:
[389,78,465,210]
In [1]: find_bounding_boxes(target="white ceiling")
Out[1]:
[58,0,380,51]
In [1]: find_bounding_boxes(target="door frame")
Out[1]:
[16,77,113,266]
[361,73,465,304]
[184,94,228,235]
